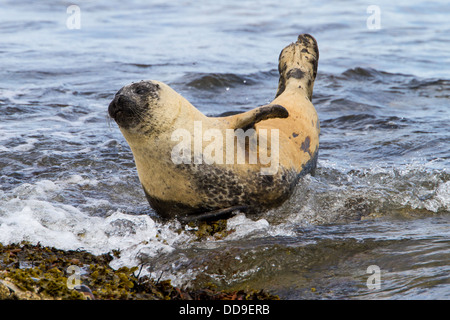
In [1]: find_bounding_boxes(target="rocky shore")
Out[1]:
[0,235,278,300]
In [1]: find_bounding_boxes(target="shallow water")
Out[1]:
[1,0,449,299]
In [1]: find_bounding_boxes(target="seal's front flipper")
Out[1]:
[233,104,289,131]
[180,205,247,223]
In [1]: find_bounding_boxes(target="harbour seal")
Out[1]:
[108,34,320,221]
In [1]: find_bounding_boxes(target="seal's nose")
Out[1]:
[108,96,120,120]
[108,94,131,120]
[108,93,140,129]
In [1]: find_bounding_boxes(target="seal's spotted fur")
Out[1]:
[108,34,320,220]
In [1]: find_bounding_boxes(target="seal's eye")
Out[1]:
[134,86,149,95]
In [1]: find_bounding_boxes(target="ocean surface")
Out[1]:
[1,0,449,299]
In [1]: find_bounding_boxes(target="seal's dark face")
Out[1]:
[108,81,160,130]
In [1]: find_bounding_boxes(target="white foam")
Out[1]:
[0,178,193,272]
[11,180,60,199]
[63,174,99,187]
[225,213,270,240]
[0,197,190,270]
[1,161,447,279]
[401,180,450,213]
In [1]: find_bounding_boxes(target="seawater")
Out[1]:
[0,0,449,299]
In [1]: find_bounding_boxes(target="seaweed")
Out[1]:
[190,219,232,240]
[0,242,278,300]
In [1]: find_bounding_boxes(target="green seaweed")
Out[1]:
[0,241,278,300]
[189,219,233,240]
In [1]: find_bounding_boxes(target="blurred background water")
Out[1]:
[0,0,449,299]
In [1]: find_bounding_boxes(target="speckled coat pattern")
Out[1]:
[108,34,320,219]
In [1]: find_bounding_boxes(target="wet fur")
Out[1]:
[108,34,320,220]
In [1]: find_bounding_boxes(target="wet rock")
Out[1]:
[0,242,278,300]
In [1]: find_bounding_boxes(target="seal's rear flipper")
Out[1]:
[233,104,289,131]
[276,34,319,100]
[180,205,248,223]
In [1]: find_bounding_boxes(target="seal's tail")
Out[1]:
[275,34,319,100]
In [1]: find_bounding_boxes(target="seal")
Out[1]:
[108,34,320,220]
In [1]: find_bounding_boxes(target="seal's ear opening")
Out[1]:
[233,104,289,131]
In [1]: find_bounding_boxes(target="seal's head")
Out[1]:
[108,80,181,138]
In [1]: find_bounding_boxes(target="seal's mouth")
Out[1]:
[108,94,139,129]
